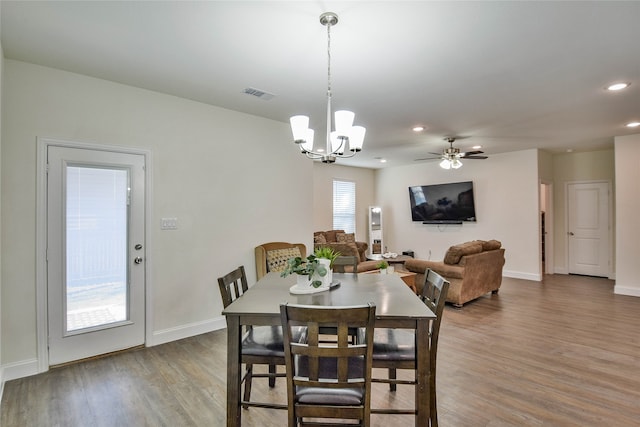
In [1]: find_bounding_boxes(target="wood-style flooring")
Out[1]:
[2,274,639,426]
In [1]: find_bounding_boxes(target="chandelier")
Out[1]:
[290,12,365,163]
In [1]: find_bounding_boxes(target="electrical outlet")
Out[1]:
[161,217,178,230]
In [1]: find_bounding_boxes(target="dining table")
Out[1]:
[222,271,436,427]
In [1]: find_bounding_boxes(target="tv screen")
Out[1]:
[408,181,477,223]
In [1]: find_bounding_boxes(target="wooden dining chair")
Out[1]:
[369,268,449,426]
[280,302,377,427]
[332,255,359,275]
[218,265,290,409]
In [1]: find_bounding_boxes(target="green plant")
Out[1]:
[376,260,389,270]
[313,246,340,267]
[280,255,327,288]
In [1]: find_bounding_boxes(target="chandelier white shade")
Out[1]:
[290,12,365,163]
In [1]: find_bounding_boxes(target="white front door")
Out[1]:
[47,146,146,365]
[567,182,610,277]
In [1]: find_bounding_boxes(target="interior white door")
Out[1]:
[47,146,146,365]
[567,182,610,277]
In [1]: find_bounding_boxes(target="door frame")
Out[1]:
[564,179,613,280]
[540,180,554,275]
[36,137,153,372]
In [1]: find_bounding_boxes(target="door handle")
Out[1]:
[134,257,143,264]
[568,232,574,236]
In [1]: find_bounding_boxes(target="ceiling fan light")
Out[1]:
[290,115,310,142]
[451,158,463,169]
[439,158,451,169]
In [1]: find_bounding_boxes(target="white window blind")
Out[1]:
[333,180,356,233]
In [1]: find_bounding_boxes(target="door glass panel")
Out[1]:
[66,166,128,332]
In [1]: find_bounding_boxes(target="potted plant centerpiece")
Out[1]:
[313,246,340,286]
[281,254,328,289]
[281,247,340,291]
[376,260,389,274]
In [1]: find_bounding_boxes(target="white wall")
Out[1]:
[614,134,640,296]
[313,163,376,243]
[1,60,314,371]
[376,150,541,280]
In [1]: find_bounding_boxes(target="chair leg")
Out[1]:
[243,363,253,409]
[388,368,397,392]
[430,367,438,426]
[268,364,277,388]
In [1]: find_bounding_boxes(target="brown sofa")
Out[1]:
[313,230,380,272]
[405,240,505,308]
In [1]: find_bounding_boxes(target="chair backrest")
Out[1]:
[419,268,450,353]
[280,303,376,425]
[332,255,359,275]
[217,265,249,308]
[255,242,307,280]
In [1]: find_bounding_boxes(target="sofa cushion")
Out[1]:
[266,247,302,273]
[314,233,327,244]
[324,229,344,243]
[336,232,356,244]
[481,239,502,251]
[443,241,483,265]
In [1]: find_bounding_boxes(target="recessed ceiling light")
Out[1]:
[566,148,574,153]
[472,145,482,150]
[380,159,387,163]
[626,121,640,128]
[412,126,425,132]
[607,82,630,91]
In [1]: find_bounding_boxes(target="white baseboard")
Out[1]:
[503,270,541,281]
[149,316,227,347]
[2,358,39,382]
[614,285,640,297]
[554,266,569,274]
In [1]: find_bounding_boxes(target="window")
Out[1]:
[333,180,356,233]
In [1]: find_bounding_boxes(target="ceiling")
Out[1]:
[2,1,639,169]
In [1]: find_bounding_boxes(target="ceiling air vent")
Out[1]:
[242,87,275,101]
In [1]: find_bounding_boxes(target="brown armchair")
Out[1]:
[255,242,306,280]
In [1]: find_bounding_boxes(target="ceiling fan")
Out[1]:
[415,137,488,169]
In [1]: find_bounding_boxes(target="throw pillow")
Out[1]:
[482,239,502,251]
[266,247,302,273]
[314,233,327,244]
[443,241,483,265]
[325,230,344,243]
[336,232,356,244]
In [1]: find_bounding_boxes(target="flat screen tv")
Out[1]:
[408,181,477,224]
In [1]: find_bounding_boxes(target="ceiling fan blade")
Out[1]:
[463,155,488,159]
[414,157,441,161]
[459,150,484,157]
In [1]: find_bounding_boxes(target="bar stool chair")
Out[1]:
[280,302,377,427]
[332,255,359,276]
[369,268,449,426]
[218,265,292,409]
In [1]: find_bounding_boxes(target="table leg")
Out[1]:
[415,318,430,427]
[226,316,241,427]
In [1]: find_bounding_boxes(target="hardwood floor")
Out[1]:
[2,274,639,426]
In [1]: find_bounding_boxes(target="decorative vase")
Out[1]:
[380,268,388,274]
[296,274,311,289]
[314,258,332,289]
